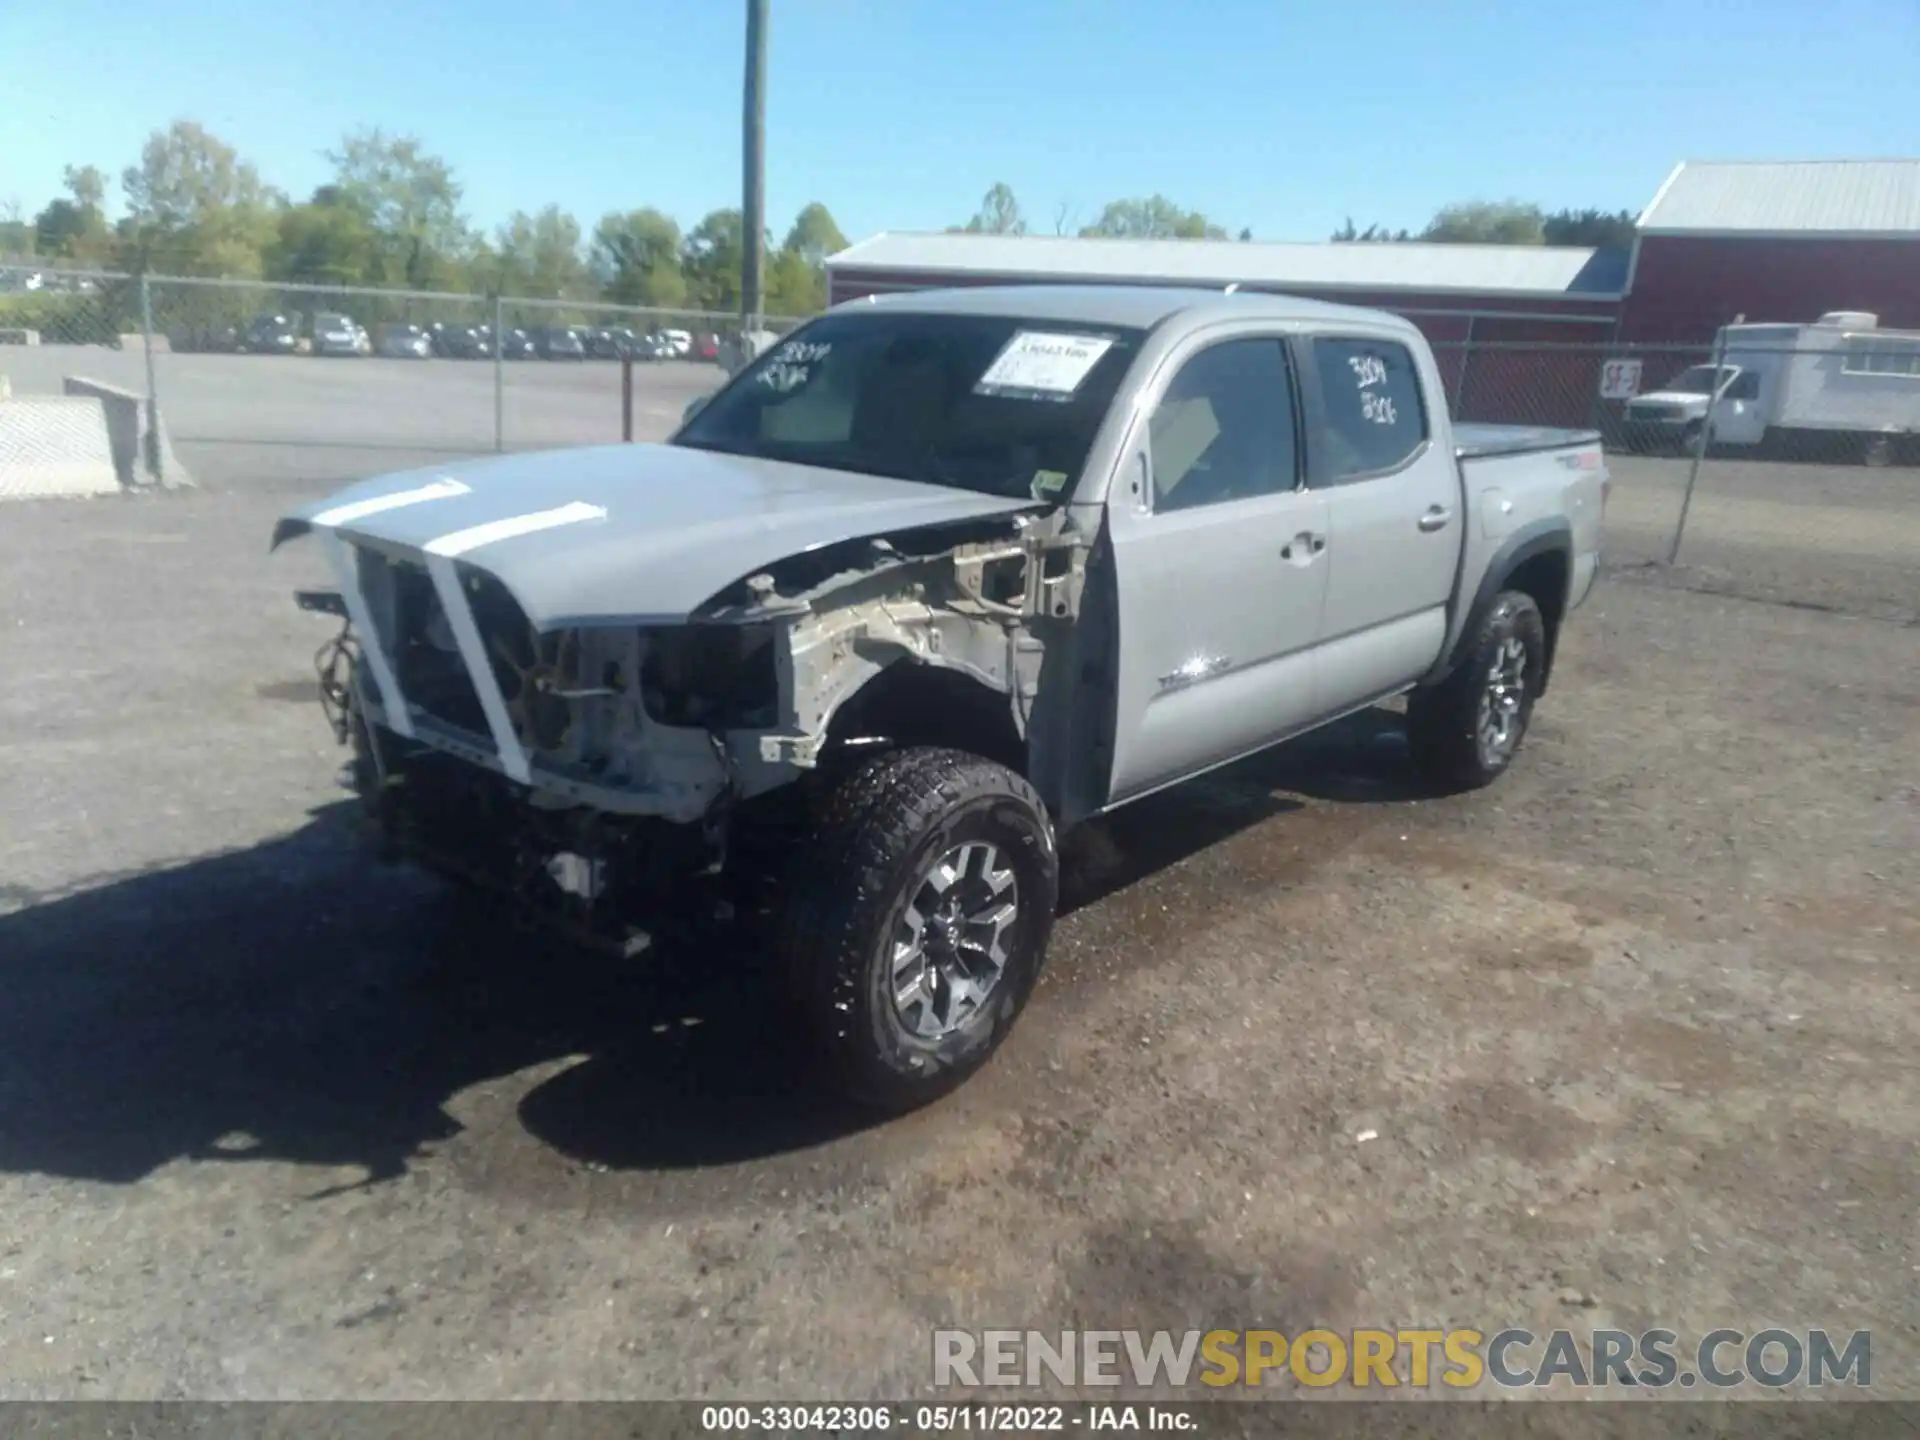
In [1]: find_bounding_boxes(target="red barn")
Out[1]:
[821,159,1920,427]
[1621,159,1920,344]
[824,233,1626,426]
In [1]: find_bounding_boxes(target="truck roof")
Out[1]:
[841,283,1418,336]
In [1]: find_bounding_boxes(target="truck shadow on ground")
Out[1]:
[0,710,1421,1189]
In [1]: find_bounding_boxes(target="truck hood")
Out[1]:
[273,442,1042,629]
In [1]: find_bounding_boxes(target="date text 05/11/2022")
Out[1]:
[699,1404,1197,1432]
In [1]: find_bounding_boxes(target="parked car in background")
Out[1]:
[588,327,637,359]
[169,322,242,354]
[240,314,301,355]
[376,323,433,359]
[659,328,693,358]
[694,331,721,363]
[499,328,537,359]
[273,286,1607,1111]
[533,325,587,360]
[436,324,493,359]
[313,313,371,357]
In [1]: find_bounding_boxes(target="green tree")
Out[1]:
[33,201,92,258]
[961,182,1026,236]
[0,197,29,257]
[591,207,686,307]
[771,201,848,315]
[1542,207,1638,248]
[325,129,467,251]
[64,165,107,212]
[681,208,745,311]
[782,201,847,264]
[34,165,113,262]
[1080,195,1226,240]
[119,120,281,275]
[324,129,470,287]
[1330,217,1413,242]
[493,205,587,299]
[765,245,819,315]
[269,187,379,285]
[1420,200,1546,245]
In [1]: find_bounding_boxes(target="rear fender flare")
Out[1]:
[1422,517,1572,690]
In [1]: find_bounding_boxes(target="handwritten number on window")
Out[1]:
[1347,352,1397,425]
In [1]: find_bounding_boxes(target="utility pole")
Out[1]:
[741,0,767,333]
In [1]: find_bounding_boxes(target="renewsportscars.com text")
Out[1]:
[932,1327,1871,1390]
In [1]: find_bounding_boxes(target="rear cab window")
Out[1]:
[1307,336,1430,482]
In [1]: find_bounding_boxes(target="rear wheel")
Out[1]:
[1406,590,1546,792]
[774,747,1058,1112]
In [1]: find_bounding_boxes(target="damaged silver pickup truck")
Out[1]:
[274,285,1607,1110]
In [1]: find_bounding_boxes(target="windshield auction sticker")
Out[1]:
[975,331,1115,400]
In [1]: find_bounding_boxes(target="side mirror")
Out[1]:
[682,394,710,425]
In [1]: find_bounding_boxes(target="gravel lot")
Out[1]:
[0,373,1916,1403]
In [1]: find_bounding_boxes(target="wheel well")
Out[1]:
[823,662,1027,777]
[1502,548,1569,690]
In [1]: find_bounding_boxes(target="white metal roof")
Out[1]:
[1639,159,1920,236]
[844,283,1411,332]
[825,232,1625,298]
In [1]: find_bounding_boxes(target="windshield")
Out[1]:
[674,311,1143,500]
[1664,364,1735,396]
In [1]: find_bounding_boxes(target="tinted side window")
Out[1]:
[1725,370,1760,400]
[1149,339,1297,512]
[1311,337,1429,481]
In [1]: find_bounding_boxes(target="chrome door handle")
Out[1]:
[1280,532,1327,562]
[1418,506,1453,532]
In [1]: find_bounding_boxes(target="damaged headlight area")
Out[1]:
[366,556,780,788]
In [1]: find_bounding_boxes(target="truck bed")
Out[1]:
[1454,423,1602,460]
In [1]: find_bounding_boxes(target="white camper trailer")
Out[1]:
[1624,312,1920,465]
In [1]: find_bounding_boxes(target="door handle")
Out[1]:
[1279,532,1326,562]
[1418,506,1453,532]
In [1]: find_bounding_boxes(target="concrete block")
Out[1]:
[0,396,123,499]
[62,375,193,489]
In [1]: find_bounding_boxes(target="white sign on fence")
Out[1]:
[1599,358,1643,401]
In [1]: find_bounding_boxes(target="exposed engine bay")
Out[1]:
[310,512,1090,951]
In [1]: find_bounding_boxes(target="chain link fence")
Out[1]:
[1432,334,1920,623]
[1,263,802,489]
[6,263,1914,622]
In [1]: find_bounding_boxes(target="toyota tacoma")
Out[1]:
[273,286,1608,1110]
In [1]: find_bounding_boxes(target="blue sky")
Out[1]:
[4,0,1917,246]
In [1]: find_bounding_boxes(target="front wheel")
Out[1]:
[774,747,1059,1112]
[1406,590,1546,792]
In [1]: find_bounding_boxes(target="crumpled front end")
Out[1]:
[280,449,1089,944]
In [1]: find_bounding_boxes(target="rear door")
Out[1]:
[1105,332,1330,804]
[1298,332,1463,707]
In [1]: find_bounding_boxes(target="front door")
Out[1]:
[1711,367,1767,446]
[1105,335,1330,805]
[1300,333,1464,705]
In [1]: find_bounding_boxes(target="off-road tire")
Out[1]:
[774,746,1058,1113]
[1406,590,1546,793]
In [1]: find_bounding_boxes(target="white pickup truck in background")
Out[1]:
[1625,311,1920,466]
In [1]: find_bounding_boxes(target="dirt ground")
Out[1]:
[0,474,1915,1402]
